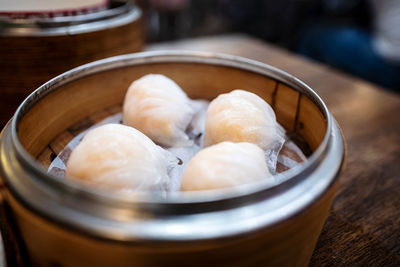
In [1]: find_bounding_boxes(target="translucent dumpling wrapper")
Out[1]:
[66,124,177,193]
[205,89,284,150]
[181,142,273,191]
[204,90,285,173]
[123,74,196,147]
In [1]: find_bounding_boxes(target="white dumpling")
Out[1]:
[204,89,283,150]
[123,74,194,147]
[66,124,175,192]
[181,142,272,191]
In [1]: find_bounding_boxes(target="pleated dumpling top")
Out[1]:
[123,74,195,147]
[204,89,283,150]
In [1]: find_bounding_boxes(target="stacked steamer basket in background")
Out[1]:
[0,0,144,127]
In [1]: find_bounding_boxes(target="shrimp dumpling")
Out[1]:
[66,124,175,192]
[181,142,272,191]
[123,74,195,147]
[204,89,283,150]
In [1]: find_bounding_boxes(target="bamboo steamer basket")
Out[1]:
[0,51,345,267]
[0,0,143,127]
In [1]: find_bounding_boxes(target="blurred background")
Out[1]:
[0,0,399,126]
[138,0,400,92]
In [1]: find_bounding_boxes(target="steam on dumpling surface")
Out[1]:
[123,74,194,147]
[181,142,272,191]
[66,124,174,192]
[204,89,282,150]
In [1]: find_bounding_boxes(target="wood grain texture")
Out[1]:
[274,83,300,132]
[148,34,400,266]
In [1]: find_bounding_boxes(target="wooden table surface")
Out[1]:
[148,34,400,266]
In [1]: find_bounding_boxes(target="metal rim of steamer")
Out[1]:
[0,1,141,36]
[0,51,345,242]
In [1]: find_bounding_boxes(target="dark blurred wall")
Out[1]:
[140,0,371,48]
[139,0,399,90]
